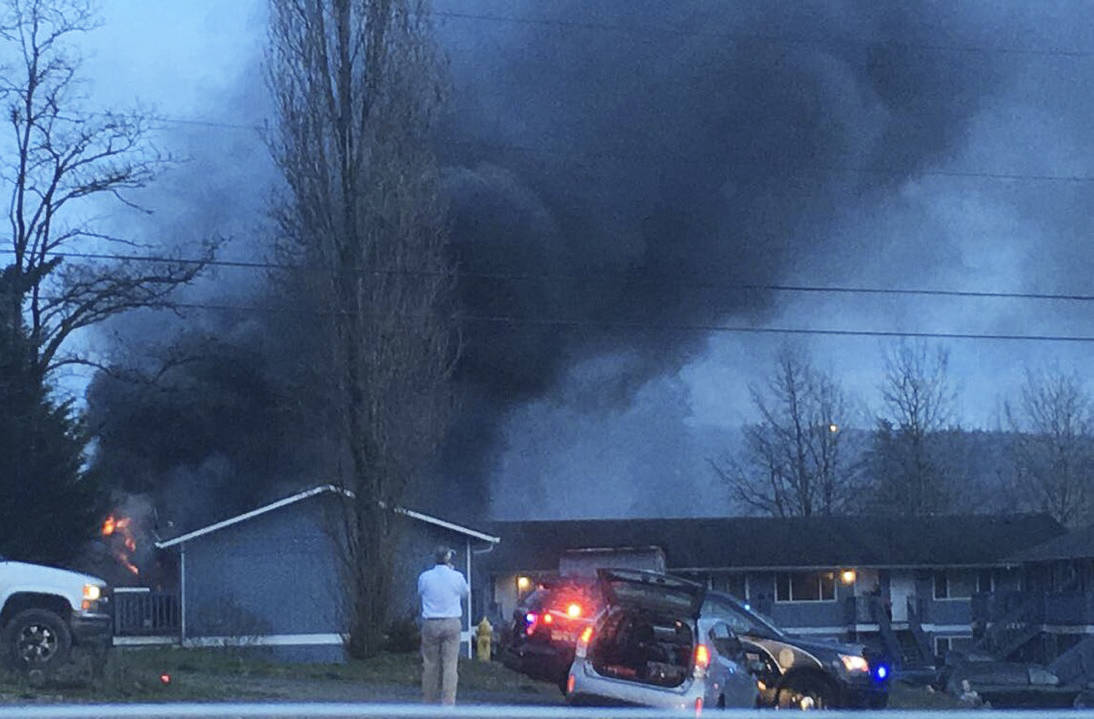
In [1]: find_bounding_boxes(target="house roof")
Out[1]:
[1006,523,1094,563]
[156,485,501,549]
[484,513,1065,572]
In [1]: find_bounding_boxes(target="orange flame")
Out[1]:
[102,513,139,575]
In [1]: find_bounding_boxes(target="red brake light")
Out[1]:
[543,613,554,624]
[566,602,582,618]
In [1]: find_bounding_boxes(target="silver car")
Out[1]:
[566,569,759,712]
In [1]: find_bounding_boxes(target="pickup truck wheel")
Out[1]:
[3,609,72,672]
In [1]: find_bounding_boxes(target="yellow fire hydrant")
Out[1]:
[475,617,493,661]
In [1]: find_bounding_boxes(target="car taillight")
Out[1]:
[566,602,582,618]
[693,643,710,678]
[575,625,594,658]
[543,613,554,625]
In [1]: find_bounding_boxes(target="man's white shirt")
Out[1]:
[418,564,469,619]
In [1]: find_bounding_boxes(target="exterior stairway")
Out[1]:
[871,595,934,671]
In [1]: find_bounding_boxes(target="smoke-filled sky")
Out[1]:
[69,0,1094,518]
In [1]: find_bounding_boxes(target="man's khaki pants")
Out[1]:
[421,617,462,704]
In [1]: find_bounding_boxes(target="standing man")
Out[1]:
[418,545,469,704]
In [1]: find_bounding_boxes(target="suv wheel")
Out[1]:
[3,609,72,673]
[777,676,833,710]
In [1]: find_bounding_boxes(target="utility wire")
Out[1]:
[32,293,1094,344]
[463,316,1094,345]
[6,247,1094,303]
[45,107,1094,185]
[90,111,1094,185]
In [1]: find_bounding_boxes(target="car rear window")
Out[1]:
[606,581,698,614]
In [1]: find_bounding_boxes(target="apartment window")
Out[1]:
[776,571,836,602]
[935,637,950,656]
[976,569,993,593]
[934,570,975,599]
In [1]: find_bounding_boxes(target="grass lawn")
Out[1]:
[2,647,967,709]
[0,647,558,704]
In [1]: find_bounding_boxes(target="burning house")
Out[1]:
[114,485,499,660]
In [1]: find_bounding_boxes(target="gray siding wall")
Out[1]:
[184,497,344,639]
[180,494,491,661]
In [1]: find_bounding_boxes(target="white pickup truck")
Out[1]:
[0,556,112,672]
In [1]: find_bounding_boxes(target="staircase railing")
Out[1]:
[906,596,936,666]
[975,591,1044,659]
[1049,635,1094,685]
[868,594,903,668]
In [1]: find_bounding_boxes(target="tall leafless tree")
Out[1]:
[1005,365,1094,526]
[266,0,457,657]
[710,345,856,516]
[1,0,210,382]
[868,340,957,514]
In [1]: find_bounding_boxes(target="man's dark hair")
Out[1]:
[435,546,455,565]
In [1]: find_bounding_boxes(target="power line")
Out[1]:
[93,111,1094,185]
[7,247,1094,304]
[463,316,1094,345]
[35,294,1094,344]
[433,9,1094,60]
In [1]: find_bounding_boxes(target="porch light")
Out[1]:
[840,569,856,584]
[517,576,531,591]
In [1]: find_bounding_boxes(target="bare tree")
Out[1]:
[710,345,856,516]
[266,0,457,657]
[1005,365,1094,526]
[868,340,957,514]
[0,0,210,381]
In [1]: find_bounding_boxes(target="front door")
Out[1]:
[889,573,915,623]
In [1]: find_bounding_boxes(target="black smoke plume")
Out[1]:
[429,0,1002,514]
[91,1,1016,524]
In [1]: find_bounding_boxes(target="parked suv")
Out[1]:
[566,570,759,711]
[701,589,891,709]
[500,576,601,690]
[565,569,891,711]
[0,555,112,673]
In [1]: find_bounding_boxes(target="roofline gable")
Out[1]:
[155,485,500,549]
